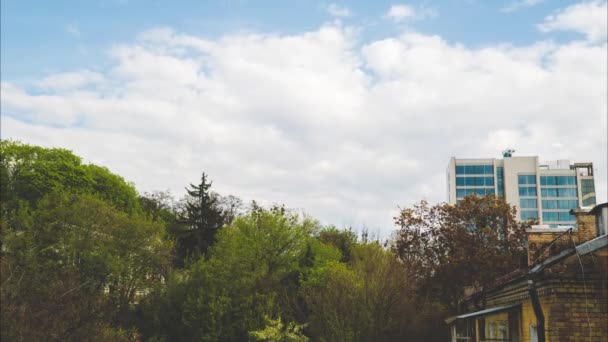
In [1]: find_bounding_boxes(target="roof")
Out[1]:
[530,234,608,274]
[445,303,520,325]
[570,202,607,215]
[589,202,608,215]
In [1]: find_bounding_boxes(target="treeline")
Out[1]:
[0,141,530,341]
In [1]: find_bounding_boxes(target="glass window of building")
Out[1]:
[583,196,597,207]
[521,211,539,220]
[543,212,559,221]
[558,200,577,209]
[558,188,577,197]
[581,179,595,195]
[542,200,557,209]
[521,199,537,209]
[541,188,558,197]
[558,212,575,221]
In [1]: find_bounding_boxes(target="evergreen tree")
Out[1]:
[177,173,224,261]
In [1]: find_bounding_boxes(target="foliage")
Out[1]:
[303,243,414,341]
[141,204,320,341]
[392,195,529,312]
[317,225,357,262]
[250,315,309,342]
[174,173,225,263]
[0,140,140,217]
[1,141,533,342]
[0,192,171,341]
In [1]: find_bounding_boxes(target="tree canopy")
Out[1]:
[0,140,533,341]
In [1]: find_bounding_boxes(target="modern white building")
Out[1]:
[447,151,597,227]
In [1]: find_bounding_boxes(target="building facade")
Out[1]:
[447,154,597,227]
[446,203,608,342]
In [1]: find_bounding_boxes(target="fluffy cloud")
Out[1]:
[538,1,608,42]
[65,23,81,37]
[2,4,607,237]
[386,5,416,21]
[385,4,437,22]
[501,0,544,13]
[35,70,105,90]
[324,3,352,17]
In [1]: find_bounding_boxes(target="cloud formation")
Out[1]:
[386,5,416,21]
[501,0,544,13]
[538,1,608,42]
[65,23,81,37]
[2,3,607,236]
[325,3,352,17]
[385,4,437,22]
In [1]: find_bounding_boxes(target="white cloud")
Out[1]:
[386,4,416,22]
[385,4,438,22]
[2,11,607,237]
[325,3,352,17]
[35,70,105,90]
[501,0,544,13]
[65,23,81,37]
[538,1,608,42]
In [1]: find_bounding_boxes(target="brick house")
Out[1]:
[446,202,608,342]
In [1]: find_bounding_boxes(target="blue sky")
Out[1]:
[1,1,607,236]
[0,0,588,79]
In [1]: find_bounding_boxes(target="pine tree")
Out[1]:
[178,173,224,261]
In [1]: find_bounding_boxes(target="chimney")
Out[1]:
[526,226,574,267]
[570,207,598,243]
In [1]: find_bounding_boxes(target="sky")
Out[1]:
[1,0,607,237]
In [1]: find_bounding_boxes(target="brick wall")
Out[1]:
[462,250,608,341]
[573,212,597,243]
[457,209,606,341]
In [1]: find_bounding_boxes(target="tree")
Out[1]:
[215,194,243,226]
[0,140,140,219]
[1,192,172,341]
[175,173,225,261]
[141,204,319,341]
[317,226,357,262]
[249,315,309,342]
[302,243,414,341]
[392,195,529,312]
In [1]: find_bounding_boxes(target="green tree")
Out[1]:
[1,192,172,341]
[317,226,357,262]
[142,204,319,341]
[0,140,140,219]
[303,243,413,342]
[250,315,309,342]
[175,173,225,262]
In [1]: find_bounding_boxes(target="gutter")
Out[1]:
[527,277,546,342]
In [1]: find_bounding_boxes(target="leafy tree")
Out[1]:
[141,204,319,341]
[392,195,528,312]
[249,315,309,342]
[215,193,243,226]
[0,140,140,218]
[317,226,357,262]
[303,243,413,342]
[1,192,172,341]
[85,164,140,213]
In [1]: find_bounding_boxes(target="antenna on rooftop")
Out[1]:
[502,148,515,158]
